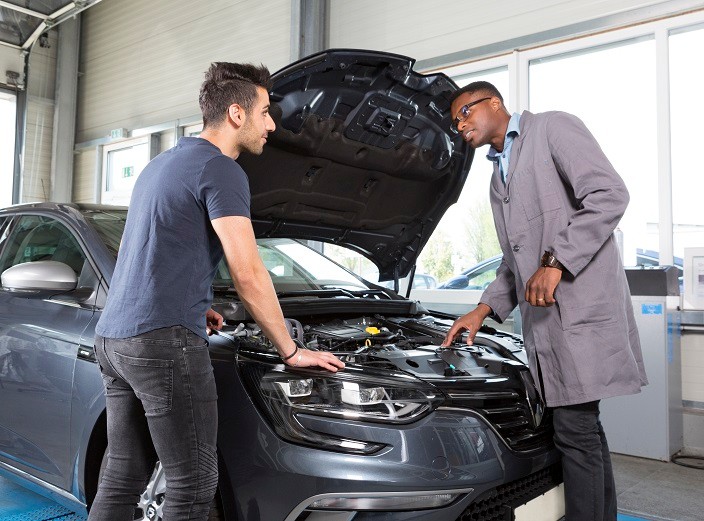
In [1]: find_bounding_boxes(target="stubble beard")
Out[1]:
[239,119,265,156]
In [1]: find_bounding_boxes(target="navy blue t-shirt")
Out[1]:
[96,137,250,340]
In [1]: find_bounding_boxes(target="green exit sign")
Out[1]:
[110,128,128,139]
[122,166,134,178]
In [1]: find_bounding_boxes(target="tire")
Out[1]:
[95,451,224,520]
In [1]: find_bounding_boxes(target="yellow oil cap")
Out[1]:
[365,326,381,335]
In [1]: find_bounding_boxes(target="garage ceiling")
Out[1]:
[0,0,102,49]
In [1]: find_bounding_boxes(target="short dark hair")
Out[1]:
[199,62,272,128]
[450,80,504,105]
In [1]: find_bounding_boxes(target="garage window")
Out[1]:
[101,137,153,205]
[416,66,508,290]
[670,24,704,262]
[528,37,658,267]
[0,92,15,207]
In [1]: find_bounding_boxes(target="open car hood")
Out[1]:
[238,49,473,282]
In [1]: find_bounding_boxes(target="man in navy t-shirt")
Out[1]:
[89,63,344,521]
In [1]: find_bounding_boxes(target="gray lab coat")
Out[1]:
[480,111,648,407]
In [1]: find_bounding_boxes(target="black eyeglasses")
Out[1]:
[451,97,492,133]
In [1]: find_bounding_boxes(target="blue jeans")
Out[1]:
[553,400,617,521]
[89,326,218,521]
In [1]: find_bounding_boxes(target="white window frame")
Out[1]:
[100,135,156,205]
[0,90,17,208]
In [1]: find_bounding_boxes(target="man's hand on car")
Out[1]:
[206,308,223,335]
[281,341,345,372]
[441,303,493,347]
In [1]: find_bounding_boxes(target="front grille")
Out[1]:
[457,464,563,521]
[440,385,554,453]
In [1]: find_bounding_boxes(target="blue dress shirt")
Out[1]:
[487,112,521,184]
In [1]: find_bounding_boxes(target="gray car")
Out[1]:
[0,50,562,521]
[438,255,503,290]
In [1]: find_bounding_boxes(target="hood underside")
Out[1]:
[238,49,473,281]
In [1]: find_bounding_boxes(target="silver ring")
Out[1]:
[537,298,545,302]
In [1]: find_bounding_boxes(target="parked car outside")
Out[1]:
[635,248,683,272]
[379,272,438,291]
[0,50,563,521]
[438,255,502,290]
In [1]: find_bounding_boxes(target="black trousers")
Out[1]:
[552,401,617,521]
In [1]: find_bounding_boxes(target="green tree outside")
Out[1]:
[418,230,455,283]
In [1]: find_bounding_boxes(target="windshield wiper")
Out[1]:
[276,289,391,299]
[214,287,392,300]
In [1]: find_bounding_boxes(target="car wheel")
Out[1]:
[136,462,165,521]
[97,451,224,520]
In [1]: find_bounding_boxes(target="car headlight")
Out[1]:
[239,359,445,454]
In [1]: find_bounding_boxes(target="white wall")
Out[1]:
[76,0,292,144]
[72,148,96,203]
[0,46,24,89]
[329,0,704,66]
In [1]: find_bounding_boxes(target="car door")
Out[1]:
[0,214,99,490]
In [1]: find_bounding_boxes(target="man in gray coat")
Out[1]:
[442,81,647,521]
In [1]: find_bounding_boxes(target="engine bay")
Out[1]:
[220,314,527,380]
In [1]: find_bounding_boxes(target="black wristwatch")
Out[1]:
[541,250,565,271]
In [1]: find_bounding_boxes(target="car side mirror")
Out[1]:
[1,261,78,295]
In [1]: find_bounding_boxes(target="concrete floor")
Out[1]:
[613,453,704,521]
[1,454,702,520]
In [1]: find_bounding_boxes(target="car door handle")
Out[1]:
[77,345,97,363]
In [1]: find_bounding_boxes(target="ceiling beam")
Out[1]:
[0,1,48,19]
[0,1,103,50]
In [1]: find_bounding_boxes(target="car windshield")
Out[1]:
[81,208,370,292]
[213,239,369,292]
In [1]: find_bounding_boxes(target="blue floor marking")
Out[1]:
[0,474,86,521]
[618,514,652,521]
[0,476,55,517]
[0,505,85,521]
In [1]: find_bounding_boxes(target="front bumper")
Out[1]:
[214,358,561,521]
[283,462,562,521]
